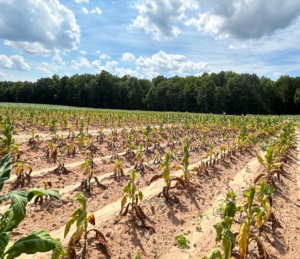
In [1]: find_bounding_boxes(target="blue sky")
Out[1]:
[1,0,300,82]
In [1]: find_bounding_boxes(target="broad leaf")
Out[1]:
[27,188,61,202]
[72,192,86,209]
[0,153,12,191]
[50,238,66,259]
[4,229,56,259]
[0,232,11,257]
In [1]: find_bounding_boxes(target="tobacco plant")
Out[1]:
[149,151,184,201]
[0,153,65,259]
[14,159,32,188]
[254,147,282,188]
[237,186,268,259]
[64,192,110,258]
[120,170,153,227]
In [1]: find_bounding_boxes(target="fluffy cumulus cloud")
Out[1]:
[92,60,139,77]
[136,51,210,78]
[99,54,111,60]
[0,55,30,71]
[71,57,91,69]
[91,7,102,15]
[36,66,52,73]
[0,0,80,55]
[186,0,300,40]
[53,53,66,65]
[121,53,136,62]
[79,50,87,55]
[131,0,193,41]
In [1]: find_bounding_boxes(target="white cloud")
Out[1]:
[229,45,235,49]
[36,66,52,73]
[99,54,111,60]
[121,52,136,62]
[75,0,89,3]
[71,57,91,69]
[42,62,49,66]
[82,7,89,14]
[131,0,190,41]
[91,7,102,15]
[241,44,247,49]
[136,51,210,78]
[92,60,139,77]
[53,53,66,65]
[186,0,300,40]
[0,0,80,55]
[0,55,30,71]
[79,50,87,55]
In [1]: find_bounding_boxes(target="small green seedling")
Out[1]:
[175,233,190,248]
[135,252,141,259]
[195,213,204,231]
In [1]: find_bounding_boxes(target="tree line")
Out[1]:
[1,70,300,115]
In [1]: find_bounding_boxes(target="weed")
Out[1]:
[175,233,190,248]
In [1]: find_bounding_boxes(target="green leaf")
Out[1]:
[72,192,86,209]
[27,189,61,202]
[0,153,12,191]
[202,248,222,259]
[0,190,28,231]
[50,238,66,259]
[0,232,11,257]
[4,229,56,259]
[138,191,143,202]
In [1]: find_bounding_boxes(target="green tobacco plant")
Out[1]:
[142,125,153,153]
[235,126,254,152]
[0,153,65,259]
[0,123,16,154]
[255,147,283,188]
[173,138,194,191]
[120,170,153,227]
[64,192,110,258]
[149,151,184,201]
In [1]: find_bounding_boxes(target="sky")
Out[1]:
[1,0,300,82]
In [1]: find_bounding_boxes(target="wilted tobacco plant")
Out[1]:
[237,186,268,259]
[65,141,76,157]
[254,146,282,188]
[57,134,67,146]
[153,151,163,164]
[14,159,32,188]
[96,127,104,144]
[86,137,98,154]
[53,159,71,175]
[46,140,58,163]
[206,143,216,166]
[28,129,40,148]
[191,158,208,176]
[149,151,184,202]
[134,143,145,172]
[34,181,59,205]
[49,118,58,140]
[64,192,110,258]
[68,125,76,139]
[124,132,136,157]
[112,158,130,181]
[79,158,104,192]
[120,170,154,228]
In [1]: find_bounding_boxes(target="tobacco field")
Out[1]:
[0,102,300,259]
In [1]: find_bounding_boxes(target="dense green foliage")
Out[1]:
[1,71,300,114]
